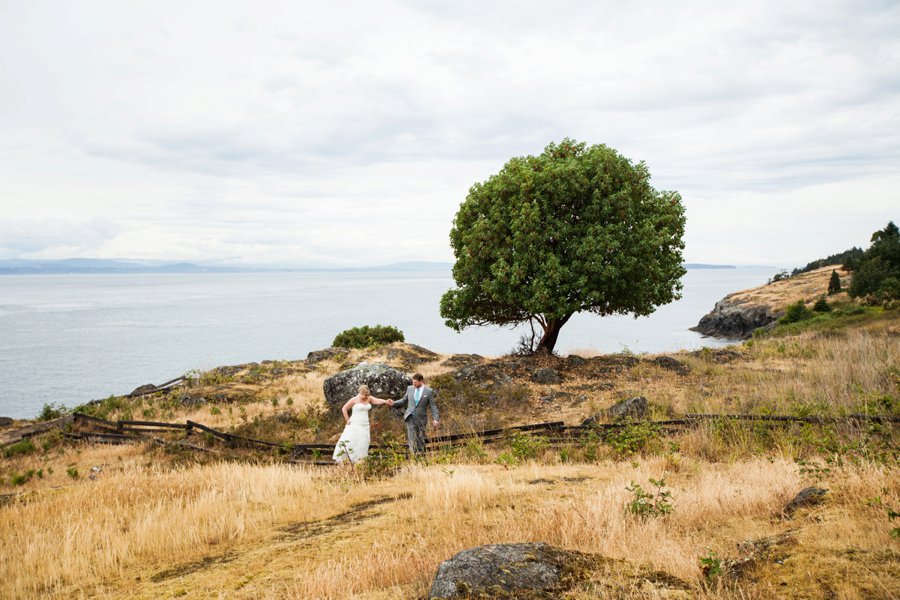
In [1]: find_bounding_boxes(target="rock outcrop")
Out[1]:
[581,396,648,425]
[322,363,411,407]
[691,265,848,339]
[306,347,349,366]
[691,298,778,339]
[531,367,562,384]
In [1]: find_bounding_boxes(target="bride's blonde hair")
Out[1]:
[358,385,371,397]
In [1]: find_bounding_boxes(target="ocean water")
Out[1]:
[0,268,778,418]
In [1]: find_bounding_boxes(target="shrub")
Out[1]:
[769,270,790,284]
[700,550,723,582]
[605,423,661,458]
[813,296,832,313]
[3,439,36,459]
[11,470,35,486]
[360,432,407,479]
[780,300,814,324]
[332,325,405,349]
[38,402,70,421]
[625,477,673,519]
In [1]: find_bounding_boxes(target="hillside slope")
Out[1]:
[692,265,850,338]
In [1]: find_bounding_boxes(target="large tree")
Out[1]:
[440,139,686,354]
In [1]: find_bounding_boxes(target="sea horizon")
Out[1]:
[0,267,779,419]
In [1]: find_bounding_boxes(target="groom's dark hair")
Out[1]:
[412,373,424,382]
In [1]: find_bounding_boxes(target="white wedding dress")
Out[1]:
[332,401,372,463]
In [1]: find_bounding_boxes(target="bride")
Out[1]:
[332,385,393,463]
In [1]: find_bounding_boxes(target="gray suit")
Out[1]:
[393,384,439,454]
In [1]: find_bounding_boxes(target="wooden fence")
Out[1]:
[38,411,894,465]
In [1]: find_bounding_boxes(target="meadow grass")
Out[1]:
[2,309,898,598]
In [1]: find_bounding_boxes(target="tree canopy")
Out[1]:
[848,221,900,301]
[439,139,686,354]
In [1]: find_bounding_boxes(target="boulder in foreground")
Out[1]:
[429,542,689,599]
[429,543,591,599]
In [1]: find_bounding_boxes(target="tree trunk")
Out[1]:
[535,315,572,354]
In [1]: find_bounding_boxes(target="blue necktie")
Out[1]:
[414,388,422,406]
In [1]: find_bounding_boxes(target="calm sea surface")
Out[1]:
[0,268,778,418]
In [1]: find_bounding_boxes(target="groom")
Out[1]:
[392,373,439,455]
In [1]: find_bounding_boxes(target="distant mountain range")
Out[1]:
[0,259,242,274]
[0,258,737,274]
[0,258,454,274]
[683,263,737,269]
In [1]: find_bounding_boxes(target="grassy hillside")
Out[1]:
[724,265,851,314]
[0,306,897,599]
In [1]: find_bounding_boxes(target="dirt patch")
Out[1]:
[150,552,238,582]
[278,493,412,542]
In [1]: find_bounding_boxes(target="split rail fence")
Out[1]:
[47,411,898,465]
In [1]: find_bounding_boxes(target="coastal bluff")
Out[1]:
[691,265,850,338]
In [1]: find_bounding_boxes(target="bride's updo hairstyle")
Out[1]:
[358,385,371,397]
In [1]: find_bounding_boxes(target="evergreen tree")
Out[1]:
[827,270,841,295]
[849,221,900,300]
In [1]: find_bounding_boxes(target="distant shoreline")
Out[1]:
[0,259,746,275]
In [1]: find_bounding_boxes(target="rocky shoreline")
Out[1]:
[690,297,779,339]
[690,264,846,339]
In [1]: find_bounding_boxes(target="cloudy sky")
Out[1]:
[1,1,898,268]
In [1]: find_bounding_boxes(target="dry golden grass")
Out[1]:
[1,455,895,599]
[725,265,850,311]
[597,326,900,418]
[2,317,898,598]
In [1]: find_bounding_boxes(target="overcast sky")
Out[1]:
[1,1,897,268]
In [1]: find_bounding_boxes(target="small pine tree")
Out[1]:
[828,270,841,295]
[813,295,832,313]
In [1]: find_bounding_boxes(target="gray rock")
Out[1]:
[531,368,562,384]
[539,391,574,404]
[565,355,588,367]
[385,344,440,367]
[306,347,349,366]
[783,486,827,517]
[649,356,690,376]
[429,543,594,599]
[177,392,206,407]
[0,417,14,428]
[442,353,485,368]
[606,396,648,421]
[322,363,411,407]
[691,298,778,339]
[129,384,157,396]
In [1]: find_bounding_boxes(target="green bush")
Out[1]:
[605,423,661,458]
[813,296,832,313]
[769,270,791,284]
[10,470,35,486]
[780,300,814,324]
[3,439,36,459]
[38,402,70,421]
[332,325,405,349]
[625,477,673,519]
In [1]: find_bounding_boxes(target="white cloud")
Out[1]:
[0,0,897,266]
